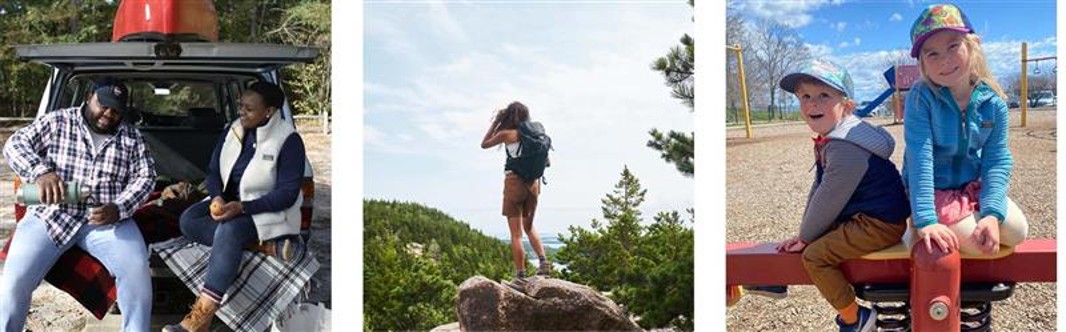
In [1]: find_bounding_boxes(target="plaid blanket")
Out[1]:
[0,192,184,319]
[151,237,319,332]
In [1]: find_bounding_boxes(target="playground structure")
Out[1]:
[726,44,753,138]
[1020,41,1056,128]
[727,239,1054,331]
[854,64,919,122]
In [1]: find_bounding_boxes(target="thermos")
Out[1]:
[16,182,92,205]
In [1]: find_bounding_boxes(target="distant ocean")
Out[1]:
[496,234,565,250]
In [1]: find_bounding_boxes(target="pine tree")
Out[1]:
[555,167,694,330]
[648,0,694,177]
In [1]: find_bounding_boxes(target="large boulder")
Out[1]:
[456,276,642,331]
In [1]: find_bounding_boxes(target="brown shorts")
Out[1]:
[502,172,540,218]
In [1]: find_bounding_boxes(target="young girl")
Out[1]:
[903,3,1028,256]
[480,101,550,291]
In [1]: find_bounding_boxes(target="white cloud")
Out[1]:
[805,43,834,58]
[890,13,903,21]
[854,38,861,46]
[831,21,847,32]
[838,41,850,48]
[732,0,842,28]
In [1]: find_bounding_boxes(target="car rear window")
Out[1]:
[58,75,250,130]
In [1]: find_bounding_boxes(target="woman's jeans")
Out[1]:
[0,213,152,332]
[179,200,259,299]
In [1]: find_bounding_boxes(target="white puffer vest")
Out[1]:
[219,114,302,241]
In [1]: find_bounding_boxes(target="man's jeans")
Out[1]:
[0,214,151,332]
[179,200,259,299]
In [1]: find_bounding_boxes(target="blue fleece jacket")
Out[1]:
[902,81,1013,229]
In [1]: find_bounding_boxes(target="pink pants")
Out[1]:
[933,181,981,226]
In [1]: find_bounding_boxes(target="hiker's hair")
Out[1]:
[496,101,530,130]
[918,32,1007,100]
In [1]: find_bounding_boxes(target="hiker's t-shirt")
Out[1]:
[506,142,520,158]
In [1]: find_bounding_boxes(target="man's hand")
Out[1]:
[35,172,65,204]
[88,203,120,225]
[776,236,808,253]
[972,216,1002,255]
[211,200,243,222]
[917,223,959,254]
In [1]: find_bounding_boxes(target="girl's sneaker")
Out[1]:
[836,305,877,332]
[742,285,788,299]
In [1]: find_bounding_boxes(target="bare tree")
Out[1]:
[725,11,747,124]
[750,19,809,121]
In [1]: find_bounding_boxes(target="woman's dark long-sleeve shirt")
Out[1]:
[205,125,306,215]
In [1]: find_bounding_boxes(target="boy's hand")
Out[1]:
[972,216,1001,255]
[917,223,959,254]
[776,237,807,253]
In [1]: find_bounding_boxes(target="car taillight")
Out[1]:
[13,177,25,222]
[300,177,314,236]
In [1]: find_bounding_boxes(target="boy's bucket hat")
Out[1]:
[779,59,854,99]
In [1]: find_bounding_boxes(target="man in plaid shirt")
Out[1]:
[0,80,156,332]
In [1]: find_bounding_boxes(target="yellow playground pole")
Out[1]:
[1021,42,1028,128]
[727,44,753,138]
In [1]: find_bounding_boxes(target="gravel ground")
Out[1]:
[725,109,1056,331]
[0,126,333,330]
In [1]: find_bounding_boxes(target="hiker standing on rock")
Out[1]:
[480,101,552,291]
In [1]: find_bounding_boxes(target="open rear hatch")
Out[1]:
[15,42,319,73]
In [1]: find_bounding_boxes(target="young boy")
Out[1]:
[775,59,911,331]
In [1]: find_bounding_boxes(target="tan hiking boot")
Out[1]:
[249,237,303,262]
[162,294,219,332]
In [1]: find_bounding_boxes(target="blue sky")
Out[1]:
[364,1,693,239]
[727,0,1057,104]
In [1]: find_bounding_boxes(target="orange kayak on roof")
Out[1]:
[112,0,218,42]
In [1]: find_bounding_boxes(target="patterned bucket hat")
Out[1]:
[910,3,974,57]
[779,59,854,99]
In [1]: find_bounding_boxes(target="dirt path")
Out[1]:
[726,110,1056,331]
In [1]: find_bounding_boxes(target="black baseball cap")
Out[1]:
[93,83,129,113]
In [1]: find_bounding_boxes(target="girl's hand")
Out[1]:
[972,216,1001,255]
[776,237,808,253]
[917,223,959,254]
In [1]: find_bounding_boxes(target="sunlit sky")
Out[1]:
[728,0,1056,103]
[364,1,693,239]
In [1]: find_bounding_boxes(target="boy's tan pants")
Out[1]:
[802,213,907,309]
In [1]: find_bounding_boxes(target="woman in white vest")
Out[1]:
[164,81,307,332]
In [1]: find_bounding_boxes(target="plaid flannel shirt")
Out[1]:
[3,106,156,246]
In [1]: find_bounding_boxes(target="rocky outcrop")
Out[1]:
[456,275,642,331]
[429,322,460,332]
